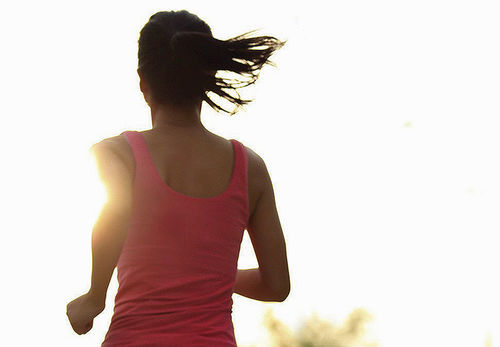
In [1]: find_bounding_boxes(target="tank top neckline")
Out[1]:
[132,130,238,201]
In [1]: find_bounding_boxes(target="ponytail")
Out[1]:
[138,10,286,115]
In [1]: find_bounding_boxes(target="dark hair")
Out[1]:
[138,10,286,115]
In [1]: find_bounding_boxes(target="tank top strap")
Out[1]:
[120,130,153,176]
[229,138,249,224]
[229,139,247,189]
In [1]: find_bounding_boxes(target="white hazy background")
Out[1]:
[1,1,499,346]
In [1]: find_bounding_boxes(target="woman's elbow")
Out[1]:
[276,283,291,302]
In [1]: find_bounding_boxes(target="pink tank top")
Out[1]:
[101,130,249,347]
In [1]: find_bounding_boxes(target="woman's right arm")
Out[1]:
[233,150,290,302]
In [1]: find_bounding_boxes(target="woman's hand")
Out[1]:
[66,292,105,335]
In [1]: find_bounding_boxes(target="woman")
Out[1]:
[66,9,290,346]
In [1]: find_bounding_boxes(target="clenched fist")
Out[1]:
[66,292,105,335]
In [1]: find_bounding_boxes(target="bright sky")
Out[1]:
[1,1,500,346]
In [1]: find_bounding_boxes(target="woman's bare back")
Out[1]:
[103,129,262,219]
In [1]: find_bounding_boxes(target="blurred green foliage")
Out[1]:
[260,307,378,347]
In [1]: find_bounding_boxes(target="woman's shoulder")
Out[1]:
[91,132,131,155]
[237,142,272,219]
[243,144,268,180]
[91,132,135,176]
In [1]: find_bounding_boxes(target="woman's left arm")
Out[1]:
[66,140,133,335]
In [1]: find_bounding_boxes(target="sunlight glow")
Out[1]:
[86,151,108,227]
